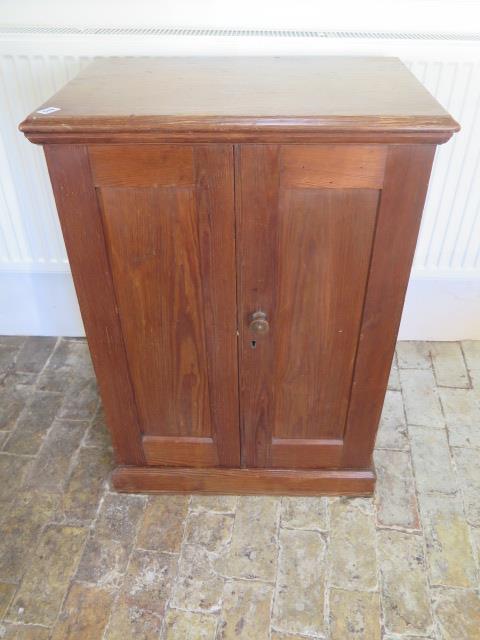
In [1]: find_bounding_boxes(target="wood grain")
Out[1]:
[112,465,376,496]
[342,144,437,468]
[97,144,240,467]
[29,57,456,495]
[44,144,145,465]
[282,144,386,189]
[90,145,194,187]
[20,57,459,145]
[236,144,279,467]
[238,145,378,468]
[100,186,213,439]
[143,436,218,467]
[270,439,343,469]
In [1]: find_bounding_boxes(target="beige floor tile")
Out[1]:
[0,490,58,582]
[430,341,470,388]
[215,496,280,582]
[136,495,188,552]
[75,532,131,589]
[408,426,457,494]
[328,498,377,590]
[119,549,177,614]
[59,446,113,524]
[452,447,480,526]
[184,510,234,553]
[7,524,87,625]
[15,337,57,375]
[400,369,444,427]
[170,544,224,613]
[469,525,480,580]
[271,633,314,640]
[375,389,409,450]
[105,601,162,640]
[189,495,237,513]
[83,407,113,449]
[397,341,432,369]
[3,391,62,455]
[57,376,98,421]
[383,636,434,640]
[0,372,33,431]
[272,528,325,637]
[280,496,327,530]
[461,340,480,370]
[470,368,480,394]
[418,492,477,587]
[329,588,381,640]
[0,454,33,510]
[163,609,218,639]
[0,623,51,639]
[51,581,114,640]
[374,449,419,529]
[0,584,16,618]
[217,580,273,640]
[440,387,480,426]
[94,493,146,543]
[25,420,88,493]
[377,529,432,635]
[36,338,91,394]
[432,587,480,640]
[387,356,401,391]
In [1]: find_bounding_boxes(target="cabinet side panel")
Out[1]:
[342,144,436,467]
[44,144,145,465]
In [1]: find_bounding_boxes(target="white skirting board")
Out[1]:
[0,272,83,337]
[1,271,479,340]
[399,275,480,340]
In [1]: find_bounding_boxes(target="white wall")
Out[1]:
[0,6,479,338]
[2,0,480,34]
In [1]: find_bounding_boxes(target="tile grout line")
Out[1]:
[397,356,438,639]
[1,336,61,453]
[159,494,192,640]
[268,497,282,640]
[323,497,332,640]
[101,492,150,640]
[438,375,480,588]
[0,338,65,630]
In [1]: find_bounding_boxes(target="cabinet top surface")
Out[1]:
[20,56,459,143]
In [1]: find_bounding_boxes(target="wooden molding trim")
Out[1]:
[112,465,376,496]
[143,436,219,467]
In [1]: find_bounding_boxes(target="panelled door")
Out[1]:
[88,144,240,467]
[48,141,432,473]
[237,144,386,469]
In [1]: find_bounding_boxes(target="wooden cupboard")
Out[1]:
[20,57,459,495]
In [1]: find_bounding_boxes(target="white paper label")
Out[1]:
[36,107,61,115]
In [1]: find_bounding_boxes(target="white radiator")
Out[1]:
[0,27,479,337]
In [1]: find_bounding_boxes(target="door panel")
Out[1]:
[90,144,240,467]
[100,186,212,439]
[238,144,381,468]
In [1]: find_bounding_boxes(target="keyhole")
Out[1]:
[250,340,257,349]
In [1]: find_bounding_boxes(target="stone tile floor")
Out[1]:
[0,336,479,639]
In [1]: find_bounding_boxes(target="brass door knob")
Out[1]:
[249,311,269,334]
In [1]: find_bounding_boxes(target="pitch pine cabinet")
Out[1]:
[21,57,458,495]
